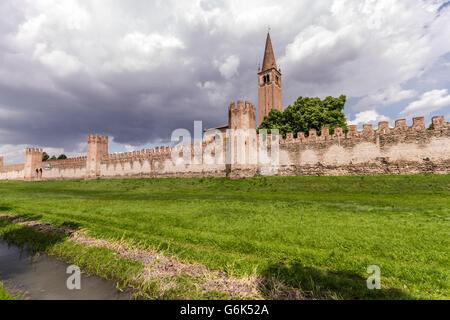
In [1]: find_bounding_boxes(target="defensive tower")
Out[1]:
[229,100,257,130]
[86,134,109,179]
[24,148,43,181]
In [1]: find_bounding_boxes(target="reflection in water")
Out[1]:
[0,241,130,300]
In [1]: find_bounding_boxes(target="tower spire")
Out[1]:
[258,32,282,125]
[262,32,276,71]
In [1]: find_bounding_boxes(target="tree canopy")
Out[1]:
[259,95,348,138]
[42,152,49,162]
[42,153,68,161]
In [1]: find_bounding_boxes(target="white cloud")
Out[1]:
[197,80,231,105]
[215,55,240,79]
[120,32,185,56]
[400,89,450,116]
[106,32,185,72]
[181,0,294,36]
[14,0,90,48]
[33,43,83,77]
[349,110,390,127]
[15,14,47,45]
[283,24,362,75]
[23,0,90,31]
[0,144,27,165]
[354,86,417,111]
[280,0,450,99]
[0,145,62,165]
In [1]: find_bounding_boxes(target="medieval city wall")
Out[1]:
[273,116,450,177]
[0,164,25,180]
[100,145,228,179]
[70,115,450,179]
[41,157,87,180]
[0,115,449,181]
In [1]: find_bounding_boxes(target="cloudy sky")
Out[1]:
[1,0,450,164]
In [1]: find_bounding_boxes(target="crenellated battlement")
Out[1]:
[229,100,257,113]
[43,156,87,169]
[0,164,25,173]
[26,148,44,155]
[279,116,449,145]
[88,134,108,144]
[101,146,175,163]
[103,150,151,162]
[44,156,87,163]
[229,100,257,130]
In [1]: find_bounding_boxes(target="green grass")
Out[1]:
[0,284,14,300]
[0,219,226,300]
[0,175,449,299]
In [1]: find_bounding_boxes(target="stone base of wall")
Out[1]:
[275,160,450,177]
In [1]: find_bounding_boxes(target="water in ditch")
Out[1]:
[0,241,131,300]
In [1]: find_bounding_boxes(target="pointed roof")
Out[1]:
[262,32,276,71]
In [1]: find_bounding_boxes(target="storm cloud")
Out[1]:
[0,0,449,164]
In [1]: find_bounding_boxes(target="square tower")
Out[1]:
[86,134,109,179]
[258,32,282,125]
[24,148,43,181]
[229,100,257,130]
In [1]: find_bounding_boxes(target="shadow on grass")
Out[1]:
[14,213,43,222]
[259,261,413,300]
[1,212,81,234]
[60,221,82,230]
[0,206,12,212]
[0,219,68,254]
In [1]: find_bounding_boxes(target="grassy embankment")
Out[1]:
[0,175,448,299]
[0,284,14,300]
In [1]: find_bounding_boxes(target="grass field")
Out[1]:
[0,284,14,300]
[0,175,449,299]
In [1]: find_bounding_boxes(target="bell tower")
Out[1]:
[258,32,282,125]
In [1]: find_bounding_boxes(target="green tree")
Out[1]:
[259,95,348,138]
[57,154,68,160]
[42,152,49,162]
[49,156,57,161]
